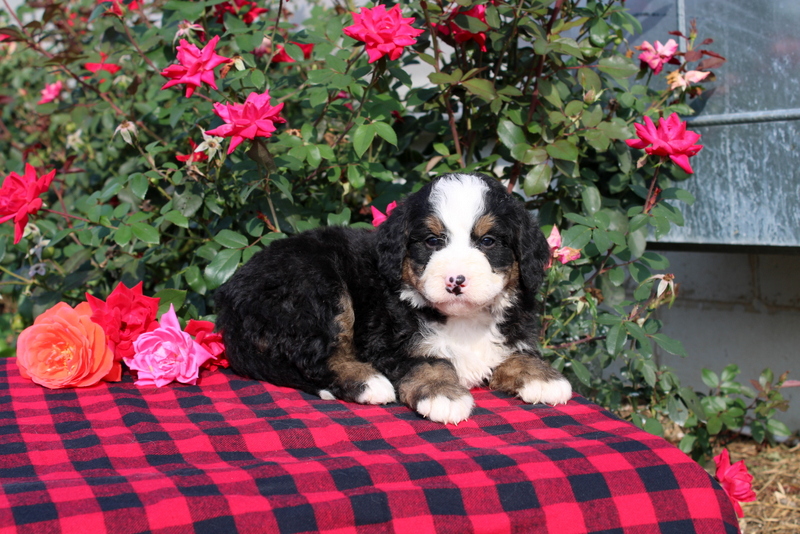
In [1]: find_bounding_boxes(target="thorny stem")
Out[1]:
[643,158,664,213]
[545,335,607,351]
[0,265,33,285]
[262,0,286,70]
[421,1,465,168]
[525,0,565,124]
[312,48,365,129]
[118,16,157,71]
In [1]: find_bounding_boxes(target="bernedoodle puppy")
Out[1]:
[214,172,572,424]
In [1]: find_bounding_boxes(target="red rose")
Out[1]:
[0,163,55,244]
[185,319,228,371]
[86,282,160,379]
[272,42,315,63]
[434,4,489,52]
[714,448,756,518]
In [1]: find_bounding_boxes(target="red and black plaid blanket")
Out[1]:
[0,357,737,533]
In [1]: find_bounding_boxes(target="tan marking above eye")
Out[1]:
[473,214,496,238]
[425,215,445,236]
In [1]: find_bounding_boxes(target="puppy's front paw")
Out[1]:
[356,374,397,405]
[519,377,572,406]
[416,393,474,425]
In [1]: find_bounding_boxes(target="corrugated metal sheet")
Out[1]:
[630,0,800,246]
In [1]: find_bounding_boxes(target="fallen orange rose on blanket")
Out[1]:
[16,302,115,389]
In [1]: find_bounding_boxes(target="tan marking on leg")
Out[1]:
[328,293,375,385]
[398,360,468,408]
[489,353,564,394]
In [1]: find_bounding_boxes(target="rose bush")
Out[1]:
[0,0,793,464]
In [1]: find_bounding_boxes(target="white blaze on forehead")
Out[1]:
[429,174,488,245]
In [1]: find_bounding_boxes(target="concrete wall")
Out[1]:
[653,249,800,431]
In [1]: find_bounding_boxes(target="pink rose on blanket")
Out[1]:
[126,305,214,387]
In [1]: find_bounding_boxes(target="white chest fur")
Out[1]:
[417,312,511,388]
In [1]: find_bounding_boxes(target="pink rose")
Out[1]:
[343,4,424,63]
[38,81,63,105]
[126,305,214,387]
[638,39,679,75]
[714,448,756,518]
[161,35,230,98]
[625,112,703,174]
[370,200,397,227]
[546,226,580,268]
[205,89,286,154]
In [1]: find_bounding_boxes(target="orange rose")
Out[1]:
[17,302,115,389]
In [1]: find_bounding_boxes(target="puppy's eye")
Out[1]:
[425,236,444,249]
[479,236,496,248]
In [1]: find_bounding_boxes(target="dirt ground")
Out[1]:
[720,440,800,534]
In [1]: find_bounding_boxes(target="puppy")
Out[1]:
[214,172,572,424]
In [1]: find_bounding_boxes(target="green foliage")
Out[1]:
[0,0,792,461]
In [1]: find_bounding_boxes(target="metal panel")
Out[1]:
[629,0,800,246]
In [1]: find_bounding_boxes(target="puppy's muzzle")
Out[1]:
[445,274,468,295]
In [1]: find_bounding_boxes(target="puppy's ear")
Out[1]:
[376,202,408,289]
[513,204,550,294]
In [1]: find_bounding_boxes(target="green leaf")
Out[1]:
[561,224,592,250]
[462,78,497,102]
[652,334,688,357]
[497,119,527,150]
[546,139,579,162]
[163,210,189,229]
[538,79,563,108]
[578,67,602,93]
[131,223,160,244]
[114,225,132,246]
[373,121,397,146]
[352,123,376,158]
[184,265,207,295]
[327,208,351,226]
[667,397,689,426]
[597,119,632,140]
[164,0,206,21]
[625,321,650,349]
[767,419,791,437]
[701,369,720,389]
[581,185,601,214]
[429,70,462,85]
[214,229,249,249]
[643,417,664,437]
[606,323,628,356]
[250,68,265,90]
[571,359,592,387]
[707,415,723,435]
[204,248,242,290]
[523,163,552,196]
[597,56,639,80]
[660,187,696,205]
[154,289,187,317]
[130,173,149,199]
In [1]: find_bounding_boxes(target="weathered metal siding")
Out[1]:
[630,0,800,246]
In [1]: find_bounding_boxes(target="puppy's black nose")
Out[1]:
[446,274,467,295]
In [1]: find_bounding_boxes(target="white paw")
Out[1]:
[356,374,397,405]
[416,393,474,425]
[519,377,572,405]
[318,389,336,400]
